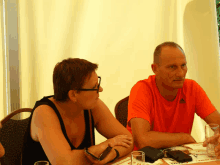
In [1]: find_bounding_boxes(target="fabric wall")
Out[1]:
[184,0,220,142]
[1,0,219,144]
[0,0,6,119]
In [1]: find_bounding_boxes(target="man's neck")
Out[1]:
[155,77,178,101]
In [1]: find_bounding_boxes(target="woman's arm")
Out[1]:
[91,99,134,162]
[33,105,125,165]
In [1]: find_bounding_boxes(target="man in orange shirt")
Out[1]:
[127,41,220,152]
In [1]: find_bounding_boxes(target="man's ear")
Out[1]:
[151,63,158,74]
[68,90,77,102]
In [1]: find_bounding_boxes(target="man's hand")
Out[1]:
[203,134,220,158]
[184,133,196,144]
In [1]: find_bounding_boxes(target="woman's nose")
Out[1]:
[99,86,103,92]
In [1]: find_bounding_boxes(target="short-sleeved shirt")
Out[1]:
[127,75,216,150]
[22,95,95,165]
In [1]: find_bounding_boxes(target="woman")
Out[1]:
[22,58,133,165]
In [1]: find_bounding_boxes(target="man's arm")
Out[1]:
[130,118,196,149]
[204,110,220,126]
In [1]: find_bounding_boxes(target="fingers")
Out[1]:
[115,135,132,141]
[204,135,220,158]
[215,148,220,159]
[204,134,219,145]
[114,141,131,148]
[109,135,133,148]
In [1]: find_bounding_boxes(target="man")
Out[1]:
[127,42,220,155]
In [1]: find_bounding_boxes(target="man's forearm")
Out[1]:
[136,131,196,149]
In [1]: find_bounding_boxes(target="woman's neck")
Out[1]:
[49,97,83,119]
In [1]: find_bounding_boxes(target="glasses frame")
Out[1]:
[77,76,101,93]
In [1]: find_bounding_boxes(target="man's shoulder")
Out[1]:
[134,75,155,86]
[182,78,201,94]
[183,78,198,87]
[130,75,156,95]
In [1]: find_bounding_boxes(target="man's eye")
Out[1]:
[170,66,174,68]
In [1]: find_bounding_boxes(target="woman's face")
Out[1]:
[75,71,103,110]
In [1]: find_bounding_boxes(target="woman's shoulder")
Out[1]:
[32,104,61,132]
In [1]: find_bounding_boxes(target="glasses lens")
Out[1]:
[97,77,101,93]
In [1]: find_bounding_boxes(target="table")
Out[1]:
[111,155,220,165]
[112,155,220,165]
[110,143,220,165]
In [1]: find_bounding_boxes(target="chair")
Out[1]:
[114,96,129,127]
[0,108,32,165]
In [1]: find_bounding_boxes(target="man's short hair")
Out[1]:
[53,58,98,102]
[153,41,185,64]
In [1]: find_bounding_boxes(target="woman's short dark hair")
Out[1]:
[153,41,185,64]
[53,58,98,102]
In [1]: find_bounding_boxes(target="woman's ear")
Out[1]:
[68,90,77,103]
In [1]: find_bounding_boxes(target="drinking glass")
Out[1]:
[131,151,145,165]
[205,123,219,157]
[34,160,49,165]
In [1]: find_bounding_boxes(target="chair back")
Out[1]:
[114,96,129,127]
[0,108,32,165]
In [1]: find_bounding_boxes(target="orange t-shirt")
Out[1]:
[127,75,216,151]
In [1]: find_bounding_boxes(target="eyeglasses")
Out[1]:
[77,76,101,93]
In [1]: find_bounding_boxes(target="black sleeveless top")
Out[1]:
[22,96,95,165]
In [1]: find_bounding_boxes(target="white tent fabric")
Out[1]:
[1,0,220,144]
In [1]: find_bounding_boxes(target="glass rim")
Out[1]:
[131,151,145,155]
[205,123,219,127]
[34,161,49,163]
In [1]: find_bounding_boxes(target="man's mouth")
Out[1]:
[174,79,184,82]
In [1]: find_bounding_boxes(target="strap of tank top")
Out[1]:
[88,109,94,146]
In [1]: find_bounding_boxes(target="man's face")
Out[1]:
[154,46,187,90]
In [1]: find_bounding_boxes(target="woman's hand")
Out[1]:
[107,135,133,148]
[85,135,132,164]
[85,147,116,165]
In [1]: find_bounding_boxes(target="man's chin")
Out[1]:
[173,80,184,88]
[173,84,184,89]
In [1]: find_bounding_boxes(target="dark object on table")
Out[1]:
[0,108,32,165]
[99,146,112,160]
[138,146,164,163]
[166,150,192,163]
[85,146,113,161]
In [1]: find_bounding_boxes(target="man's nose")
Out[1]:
[176,67,185,77]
